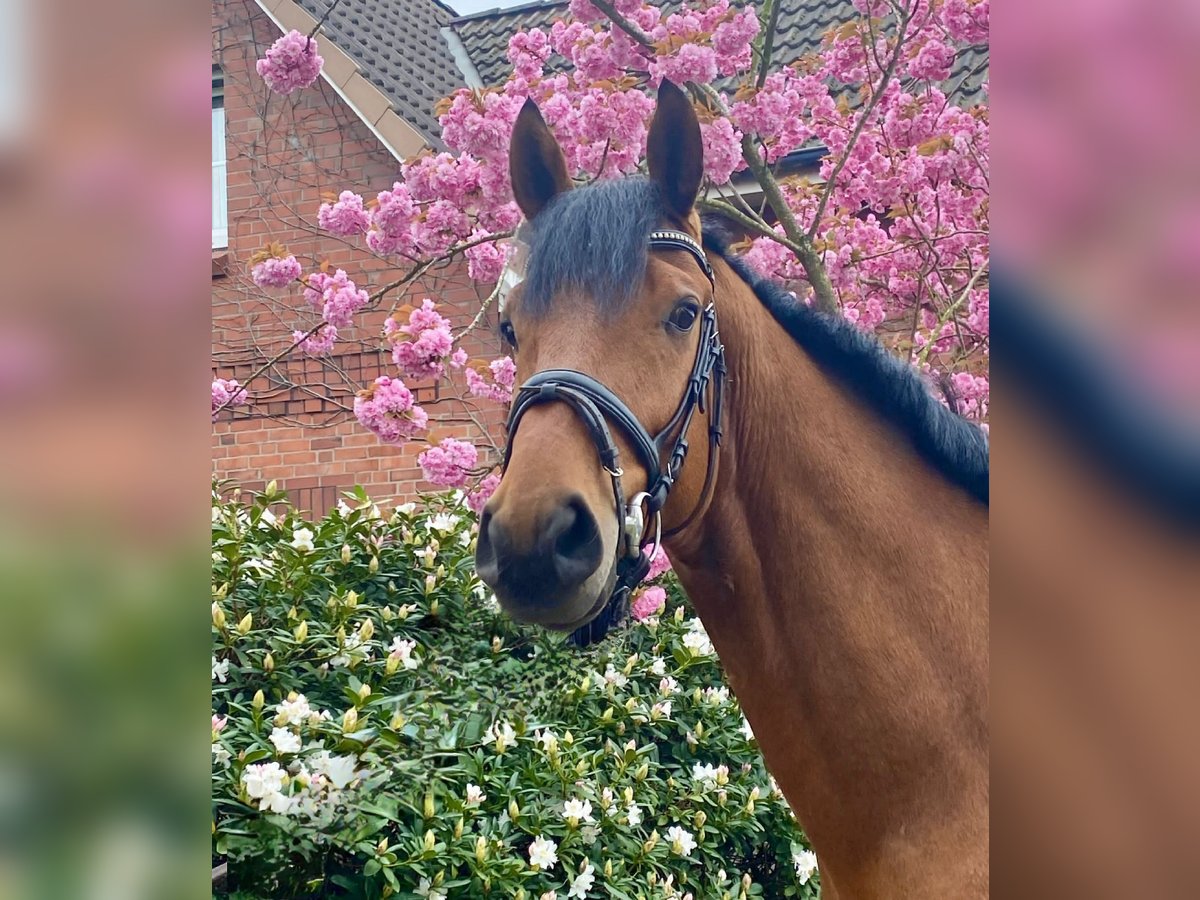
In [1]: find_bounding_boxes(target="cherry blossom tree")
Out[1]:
[215,0,989,508]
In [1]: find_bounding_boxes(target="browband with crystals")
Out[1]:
[648,230,714,284]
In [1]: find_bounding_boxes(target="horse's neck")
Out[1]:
[667,267,989,892]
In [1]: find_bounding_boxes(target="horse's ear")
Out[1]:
[509,98,572,221]
[647,80,704,220]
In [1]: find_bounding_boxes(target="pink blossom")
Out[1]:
[465,234,509,283]
[353,375,429,445]
[389,299,455,379]
[251,254,302,290]
[650,43,719,87]
[465,356,516,404]
[467,472,501,515]
[712,5,759,75]
[700,118,743,184]
[212,714,228,734]
[212,378,247,421]
[418,438,479,488]
[450,348,469,368]
[318,191,371,237]
[644,545,673,581]
[631,586,667,621]
[255,30,323,95]
[293,324,337,355]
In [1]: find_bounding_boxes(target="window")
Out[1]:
[212,65,228,250]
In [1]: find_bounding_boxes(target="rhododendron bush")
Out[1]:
[215,0,989,492]
[212,484,819,897]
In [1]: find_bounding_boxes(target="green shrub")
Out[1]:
[212,483,818,899]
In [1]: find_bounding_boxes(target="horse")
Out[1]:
[475,81,990,899]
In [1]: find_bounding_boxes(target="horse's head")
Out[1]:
[474,82,721,635]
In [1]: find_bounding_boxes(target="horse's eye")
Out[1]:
[499,320,518,351]
[667,300,700,333]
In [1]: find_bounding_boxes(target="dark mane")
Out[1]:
[521,177,665,315]
[702,222,991,506]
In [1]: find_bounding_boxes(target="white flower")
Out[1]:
[261,789,294,815]
[568,861,596,898]
[211,656,230,683]
[681,619,714,656]
[562,798,593,824]
[535,729,558,754]
[528,835,558,870]
[416,877,447,900]
[336,499,354,518]
[649,657,667,676]
[242,762,287,799]
[792,847,819,884]
[465,783,486,806]
[397,502,417,516]
[703,686,730,705]
[275,694,313,726]
[625,802,643,827]
[290,527,315,553]
[658,676,678,696]
[651,701,672,720]
[484,720,517,753]
[270,727,302,755]
[539,894,557,900]
[429,512,460,534]
[212,743,231,766]
[692,763,729,791]
[740,716,755,741]
[273,726,307,757]
[310,751,357,789]
[259,508,278,527]
[601,664,628,689]
[388,637,419,670]
[665,825,697,857]
[580,823,600,844]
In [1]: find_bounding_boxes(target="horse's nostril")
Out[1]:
[547,497,602,586]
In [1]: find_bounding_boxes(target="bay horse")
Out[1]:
[475,81,990,899]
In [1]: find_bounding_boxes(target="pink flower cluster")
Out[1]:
[301,269,369,329]
[386,299,456,380]
[644,544,673,581]
[418,438,479,489]
[465,233,510,283]
[465,357,517,404]
[466,472,501,515]
[950,372,990,420]
[212,378,247,421]
[353,376,429,444]
[256,30,323,95]
[293,324,337,356]
[631,585,666,621]
[251,254,302,290]
[318,191,371,237]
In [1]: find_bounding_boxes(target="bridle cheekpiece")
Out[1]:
[502,230,727,646]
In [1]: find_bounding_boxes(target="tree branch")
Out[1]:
[755,0,783,90]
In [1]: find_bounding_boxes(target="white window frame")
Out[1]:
[212,67,228,250]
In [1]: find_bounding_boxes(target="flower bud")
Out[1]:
[357,683,371,701]
[376,837,388,855]
[624,654,637,675]
[436,564,446,579]
[369,556,379,573]
[389,711,406,730]
[429,598,440,616]
[491,636,502,653]
[674,606,685,622]
[563,730,574,745]
[385,655,400,675]
[475,834,487,863]
[252,689,264,711]
[359,618,374,642]
[211,602,226,630]
[380,605,394,621]
[508,798,520,821]
[647,867,658,884]
[263,652,275,673]
[342,708,358,732]
[624,697,636,712]
[424,790,435,819]
[742,874,752,892]
[454,817,464,840]
[601,707,614,723]
[604,860,613,878]
[294,620,308,642]
[515,891,526,900]
[346,590,359,608]
[423,830,435,853]
[213,583,227,600]
[695,721,705,739]
[236,613,253,635]
[749,786,760,801]
[635,762,649,781]
[580,676,591,693]
[265,479,277,496]
[746,796,755,815]
[341,544,352,564]
[425,574,436,595]
[575,759,588,776]
[695,810,707,829]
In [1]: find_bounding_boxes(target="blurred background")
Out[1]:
[0,0,1196,896]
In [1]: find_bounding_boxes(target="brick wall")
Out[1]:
[212,0,503,516]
